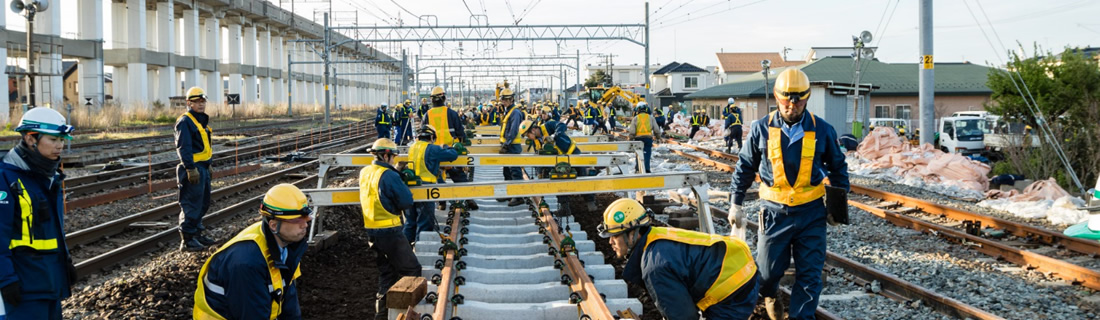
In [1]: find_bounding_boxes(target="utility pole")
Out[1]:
[323,13,331,125]
[918,0,935,145]
[643,2,651,108]
[761,60,771,114]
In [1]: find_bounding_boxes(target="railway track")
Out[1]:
[64,121,372,211]
[660,139,1100,291]
[71,127,377,279]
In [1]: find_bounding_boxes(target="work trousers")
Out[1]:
[701,275,759,320]
[366,226,423,296]
[726,126,743,151]
[757,198,827,320]
[2,298,62,320]
[636,137,653,173]
[501,144,523,181]
[394,123,408,145]
[404,194,439,242]
[177,162,212,235]
[376,125,391,139]
[689,125,700,139]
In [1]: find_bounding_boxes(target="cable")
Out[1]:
[461,0,476,16]
[658,0,767,28]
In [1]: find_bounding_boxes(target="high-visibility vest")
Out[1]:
[729,107,742,126]
[194,222,301,320]
[758,111,825,206]
[377,112,390,125]
[408,141,438,184]
[427,107,454,146]
[692,114,702,126]
[643,227,756,311]
[500,107,524,144]
[635,113,653,138]
[533,125,576,155]
[479,113,490,126]
[181,112,213,162]
[359,164,403,229]
[7,179,58,251]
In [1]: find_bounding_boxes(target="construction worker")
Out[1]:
[498,88,526,207]
[594,102,610,135]
[598,199,759,320]
[402,99,416,143]
[193,184,311,320]
[375,104,392,139]
[393,101,410,145]
[729,68,849,320]
[581,101,596,134]
[405,126,459,243]
[550,103,562,122]
[478,108,492,126]
[421,87,468,183]
[0,108,76,320]
[723,97,744,153]
[418,98,430,118]
[359,139,420,319]
[627,102,662,173]
[176,87,217,251]
[606,103,618,131]
[654,107,668,134]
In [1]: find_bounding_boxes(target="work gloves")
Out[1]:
[1,281,20,306]
[498,143,510,155]
[727,204,747,240]
[186,168,200,184]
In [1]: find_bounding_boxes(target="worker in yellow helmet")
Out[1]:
[193,184,312,320]
[729,68,850,320]
[497,88,525,206]
[627,101,661,173]
[177,86,217,251]
[359,138,419,319]
[421,87,469,183]
[598,198,759,319]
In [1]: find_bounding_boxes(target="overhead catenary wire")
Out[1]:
[657,0,767,28]
[962,0,1086,193]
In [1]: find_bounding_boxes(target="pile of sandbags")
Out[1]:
[668,114,728,141]
[979,179,1088,225]
[850,126,991,197]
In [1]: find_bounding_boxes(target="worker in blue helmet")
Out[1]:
[723,97,744,153]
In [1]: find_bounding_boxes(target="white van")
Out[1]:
[938,116,985,154]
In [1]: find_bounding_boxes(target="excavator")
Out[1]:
[583,85,644,109]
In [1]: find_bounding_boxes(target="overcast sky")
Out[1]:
[34,0,1099,87]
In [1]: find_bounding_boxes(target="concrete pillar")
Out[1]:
[226,21,242,101]
[258,27,272,105]
[76,0,104,111]
[110,1,128,103]
[243,24,257,104]
[204,14,222,99]
[182,8,201,90]
[272,33,284,105]
[126,0,149,106]
[0,4,7,123]
[156,1,176,104]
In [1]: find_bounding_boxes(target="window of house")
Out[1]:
[684,76,698,89]
[895,105,911,119]
[874,105,891,118]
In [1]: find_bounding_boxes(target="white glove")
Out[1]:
[727,205,745,229]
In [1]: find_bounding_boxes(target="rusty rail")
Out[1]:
[533,197,615,319]
[428,207,466,320]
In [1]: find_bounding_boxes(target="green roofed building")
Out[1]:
[685,56,995,136]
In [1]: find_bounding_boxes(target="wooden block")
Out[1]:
[668,217,699,230]
[387,276,428,309]
[307,230,340,250]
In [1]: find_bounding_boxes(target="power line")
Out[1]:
[658,0,767,28]
[389,0,420,19]
[651,0,697,23]
[461,0,476,16]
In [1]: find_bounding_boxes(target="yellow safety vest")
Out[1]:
[644,227,756,311]
[635,113,653,138]
[729,107,742,126]
[479,113,490,126]
[182,112,213,162]
[359,164,403,229]
[194,222,301,320]
[377,112,390,125]
[408,141,438,184]
[691,114,702,126]
[427,107,454,146]
[758,111,825,207]
[8,179,58,251]
[533,125,576,155]
[500,106,524,144]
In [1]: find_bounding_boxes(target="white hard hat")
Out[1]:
[635,101,648,108]
[16,107,73,139]
[727,97,736,104]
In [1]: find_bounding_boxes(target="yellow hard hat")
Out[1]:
[773,68,811,103]
[421,98,428,103]
[260,184,312,220]
[500,88,514,99]
[186,87,207,101]
[519,120,534,134]
[541,106,551,112]
[405,99,411,105]
[431,86,446,97]
[597,198,651,238]
[370,138,398,154]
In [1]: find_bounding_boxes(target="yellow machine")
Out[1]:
[495,80,510,100]
[583,85,643,109]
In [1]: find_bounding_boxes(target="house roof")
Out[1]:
[716,53,804,73]
[652,62,680,74]
[652,61,707,75]
[687,56,995,99]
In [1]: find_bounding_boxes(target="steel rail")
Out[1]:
[428,208,466,320]
[533,197,614,319]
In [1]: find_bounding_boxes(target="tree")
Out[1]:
[985,45,1100,193]
[584,70,609,88]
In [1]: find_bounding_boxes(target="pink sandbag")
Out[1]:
[921,152,991,191]
[1009,178,1071,202]
[857,127,909,160]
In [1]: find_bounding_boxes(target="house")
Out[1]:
[650,61,715,109]
[715,52,804,84]
[686,57,995,136]
[584,63,663,95]
[61,62,114,106]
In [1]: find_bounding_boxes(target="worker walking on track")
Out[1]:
[498,88,526,207]
[0,108,76,320]
[421,87,468,183]
[375,104,392,139]
[393,101,409,145]
[627,102,662,173]
[192,184,312,320]
[359,139,420,320]
[723,98,744,153]
[654,107,669,135]
[598,198,759,320]
[418,98,430,118]
[405,126,459,244]
[689,108,705,140]
[176,87,218,251]
[729,69,849,320]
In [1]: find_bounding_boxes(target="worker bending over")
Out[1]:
[405,126,459,243]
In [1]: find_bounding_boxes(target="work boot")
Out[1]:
[764,296,785,320]
[374,294,389,320]
[465,200,479,211]
[507,198,524,207]
[496,197,509,202]
[195,232,217,247]
[555,204,572,218]
[180,232,206,251]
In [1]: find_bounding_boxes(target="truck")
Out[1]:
[937,116,986,155]
[868,118,909,136]
[949,111,1040,157]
